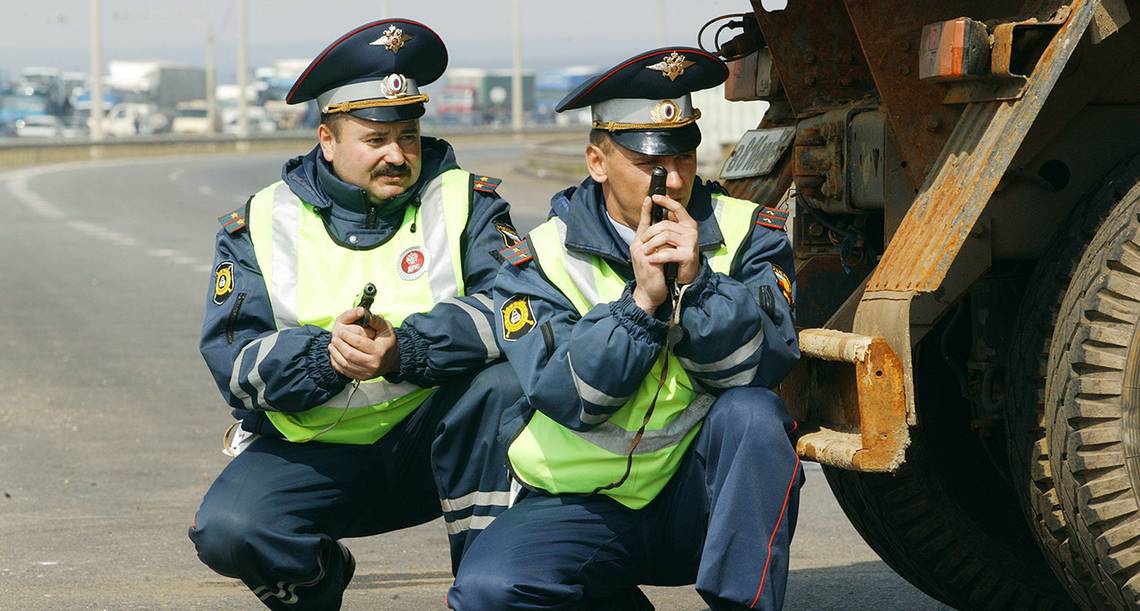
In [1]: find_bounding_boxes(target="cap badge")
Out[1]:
[647,52,695,81]
[650,100,682,124]
[371,25,414,53]
[380,73,409,98]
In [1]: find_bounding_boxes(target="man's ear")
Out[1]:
[317,123,336,162]
[585,144,608,184]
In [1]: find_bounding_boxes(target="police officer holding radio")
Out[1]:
[190,19,523,609]
[450,48,802,610]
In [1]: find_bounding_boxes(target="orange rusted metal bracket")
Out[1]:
[780,0,1097,472]
[781,329,908,472]
[943,5,1071,104]
[853,0,1096,429]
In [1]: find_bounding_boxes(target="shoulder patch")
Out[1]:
[493,219,522,247]
[501,295,537,341]
[756,206,788,232]
[473,175,503,194]
[218,207,247,235]
[498,238,532,267]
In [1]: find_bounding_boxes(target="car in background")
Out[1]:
[97,102,167,137]
[171,100,219,135]
[0,93,49,135]
[222,105,277,135]
[14,114,62,138]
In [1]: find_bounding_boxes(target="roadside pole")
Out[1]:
[90,0,104,142]
[205,26,217,137]
[236,0,250,140]
[511,0,523,134]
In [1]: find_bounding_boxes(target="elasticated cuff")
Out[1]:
[680,258,714,309]
[389,325,431,386]
[307,330,351,392]
[611,283,668,345]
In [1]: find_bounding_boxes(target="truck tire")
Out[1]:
[1005,158,1140,608]
[823,319,1077,610]
[1043,154,1140,609]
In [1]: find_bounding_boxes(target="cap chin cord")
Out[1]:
[323,94,430,115]
[592,109,701,132]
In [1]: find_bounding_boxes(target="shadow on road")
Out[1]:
[785,560,950,610]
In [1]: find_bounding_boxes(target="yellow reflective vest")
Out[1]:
[246,169,471,444]
[508,193,759,508]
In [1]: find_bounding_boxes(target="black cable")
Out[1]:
[697,13,749,59]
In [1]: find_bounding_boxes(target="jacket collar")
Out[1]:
[281,135,458,215]
[551,177,726,266]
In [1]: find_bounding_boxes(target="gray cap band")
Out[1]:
[317,74,422,112]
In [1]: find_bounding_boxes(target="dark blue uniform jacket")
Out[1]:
[200,137,516,435]
[495,177,799,431]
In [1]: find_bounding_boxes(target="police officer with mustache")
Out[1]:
[189,19,524,609]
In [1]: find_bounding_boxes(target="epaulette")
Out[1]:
[218,205,247,235]
[473,175,503,194]
[498,239,532,267]
[756,206,788,232]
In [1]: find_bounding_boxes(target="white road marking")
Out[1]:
[6,170,66,219]
[67,220,137,246]
[145,248,203,267]
[2,162,223,268]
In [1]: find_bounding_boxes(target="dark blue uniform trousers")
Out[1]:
[189,362,523,610]
[449,387,802,611]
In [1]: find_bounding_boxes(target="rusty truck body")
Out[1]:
[712,0,1140,607]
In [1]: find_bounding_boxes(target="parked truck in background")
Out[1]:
[711,1,1140,608]
[104,61,206,135]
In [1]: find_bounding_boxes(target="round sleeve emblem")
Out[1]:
[501,295,536,341]
[213,261,234,305]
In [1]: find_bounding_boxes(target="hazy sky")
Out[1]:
[0,1,787,81]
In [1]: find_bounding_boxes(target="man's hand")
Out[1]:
[642,193,700,284]
[328,307,400,381]
[630,196,668,315]
[630,193,700,315]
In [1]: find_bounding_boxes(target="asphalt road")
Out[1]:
[0,142,949,610]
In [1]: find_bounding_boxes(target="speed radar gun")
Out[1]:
[355,283,377,328]
[648,166,677,285]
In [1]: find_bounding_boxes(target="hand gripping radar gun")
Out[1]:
[649,166,677,284]
[355,283,377,328]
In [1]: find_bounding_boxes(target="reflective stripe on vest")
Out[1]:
[508,193,759,508]
[245,169,471,444]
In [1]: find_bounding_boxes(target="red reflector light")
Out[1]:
[919,18,990,82]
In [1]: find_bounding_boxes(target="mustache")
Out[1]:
[372,163,411,179]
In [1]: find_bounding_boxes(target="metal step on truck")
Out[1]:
[708,1,1140,607]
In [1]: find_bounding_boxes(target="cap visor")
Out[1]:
[347,102,426,123]
[609,123,701,156]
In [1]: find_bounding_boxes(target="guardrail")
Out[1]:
[0,125,583,169]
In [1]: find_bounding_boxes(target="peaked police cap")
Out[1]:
[287,19,447,123]
[556,47,728,156]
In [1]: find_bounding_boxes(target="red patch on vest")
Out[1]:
[399,247,428,280]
